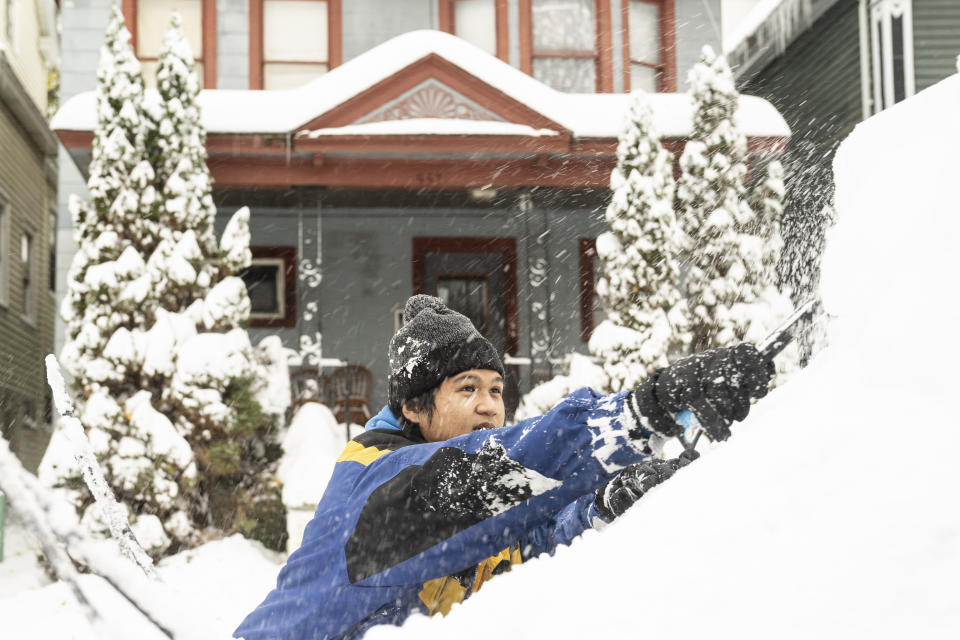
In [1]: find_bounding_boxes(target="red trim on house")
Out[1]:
[122,0,217,88]
[596,0,613,92]
[495,0,509,62]
[518,0,612,93]
[518,0,532,74]
[248,0,342,90]
[57,127,786,190]
[301,53,570,135]
[247,246,298,328]
[578,237,597,342]
[294,133,569,154]
[249,0,264,89]
[412,237,519,357]
[622,0,676,93]
[206,155,618,189]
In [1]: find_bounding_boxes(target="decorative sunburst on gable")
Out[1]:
[357,79,507,123]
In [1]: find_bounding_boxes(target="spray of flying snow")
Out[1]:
[44,354,158,580]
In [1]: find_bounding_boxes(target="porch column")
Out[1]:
[519,191,554,386]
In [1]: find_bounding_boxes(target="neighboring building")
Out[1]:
[0,0,60,471]
[729,0,959,181]
[53,1,789,410]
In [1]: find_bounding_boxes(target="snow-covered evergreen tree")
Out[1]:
[589,94,689,391]
[676,46,794,358]
[45,11,286,557]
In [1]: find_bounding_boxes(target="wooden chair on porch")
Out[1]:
[289,368,330,418]
[329,364,373,431]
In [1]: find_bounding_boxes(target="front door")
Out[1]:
[413,238,520,413]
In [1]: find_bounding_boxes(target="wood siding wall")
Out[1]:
[912,0,960,92]
[0,98,56,472]
[739,0,861,159]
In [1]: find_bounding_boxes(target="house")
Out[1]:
[728,0,959,184]
[52,1,789,411]
[0,0,59,471]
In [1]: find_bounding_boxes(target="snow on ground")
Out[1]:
[0,526,284,640]
[363,73,960,639]
[8,67,959,640]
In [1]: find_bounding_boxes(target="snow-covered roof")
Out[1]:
[53,30,790,141]
[299,119,560,139]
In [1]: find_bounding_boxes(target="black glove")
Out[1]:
[594,451,699,521]
[654,343,774,442]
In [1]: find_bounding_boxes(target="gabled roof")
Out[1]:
[53,30,791,190]
[53,30,789,140]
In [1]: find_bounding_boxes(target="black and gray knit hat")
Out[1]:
[388,294,504,414]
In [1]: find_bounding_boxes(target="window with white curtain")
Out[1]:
[263,0,329,90]
[531,0,597,93]
[21,230,32,318]
[627,0,661,92]
[454,0,498,55]
[864,0,914,114]
[136,0,205,87]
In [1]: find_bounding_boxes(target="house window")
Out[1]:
[21,230,32,318]
[0,200,7,306]
[622,0,674,92]
[864,0,914,114]
[48,212,56,292]
[122,0,216,88]
[578,238,604,341]
[250,0,342,90]
[240,247,297,327]
[439,0,508,60]
[5,0,17,50]
[521,0,613,93]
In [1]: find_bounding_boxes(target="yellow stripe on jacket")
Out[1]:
[418,544,523,617]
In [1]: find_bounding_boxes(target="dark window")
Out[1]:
[48,212,56,292]
[21,231,32,317]
[242,261,282,315]
[241,247,297,328]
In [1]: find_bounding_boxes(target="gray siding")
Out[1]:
[217,189,610,410]
[739,0,861,157]
[0,99,56,472]
[912,0,960,92]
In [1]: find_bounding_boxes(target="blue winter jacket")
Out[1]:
[234,387,657,640]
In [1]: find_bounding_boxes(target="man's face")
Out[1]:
[402,369,505,442]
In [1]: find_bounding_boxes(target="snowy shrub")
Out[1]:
[46,9,285,557]
[676,46,797,377]
[590,92,689,391]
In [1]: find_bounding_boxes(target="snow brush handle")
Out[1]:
[672,298,817,452]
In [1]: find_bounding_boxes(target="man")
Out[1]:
[235,295,773,640]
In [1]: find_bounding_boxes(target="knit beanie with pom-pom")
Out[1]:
[387,294,504,415]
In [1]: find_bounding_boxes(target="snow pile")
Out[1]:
[0,531,283,640]
[364,73,960,638]
[277,402,346,553]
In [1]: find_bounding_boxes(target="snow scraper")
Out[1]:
[675,298,818,451]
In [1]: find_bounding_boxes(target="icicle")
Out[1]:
[44,354,158,580]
